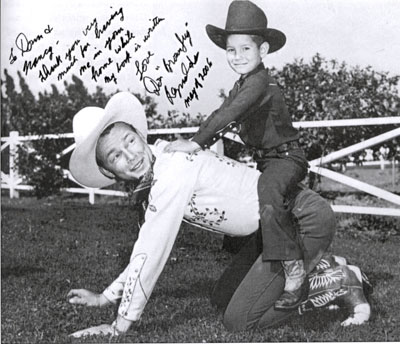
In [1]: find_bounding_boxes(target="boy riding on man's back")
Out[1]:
[165,0,309,309]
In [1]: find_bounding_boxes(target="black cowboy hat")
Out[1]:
[206,0,286,53]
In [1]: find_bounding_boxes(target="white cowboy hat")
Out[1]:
[69,92,147,188]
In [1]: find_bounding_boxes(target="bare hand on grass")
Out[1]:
[67,289,110,307]
[69,324,115,338]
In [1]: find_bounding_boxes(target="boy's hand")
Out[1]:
[67,289,111,307]
[164,138,201,153]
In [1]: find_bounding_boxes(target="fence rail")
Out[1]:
[1,117,400,216]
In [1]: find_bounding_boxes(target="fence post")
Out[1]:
[392,158,396,190]
[89,189,95,204]
[9,131,20,199]
[379,156,385,170]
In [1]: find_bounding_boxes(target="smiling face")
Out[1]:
[95,122,153,181]
[226,34,269,77]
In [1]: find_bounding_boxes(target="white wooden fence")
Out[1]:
[1,117,400,216]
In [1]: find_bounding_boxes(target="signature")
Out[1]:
[143,76,164,96]
[163,23,192,73]
[164,51,200,104]
[184,57,212,108]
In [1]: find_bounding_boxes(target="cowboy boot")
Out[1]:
[275,259,309,310]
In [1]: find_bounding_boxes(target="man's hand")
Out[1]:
[69,316,133,338]
[67,289,111,307]
[69,324,114,338]
[164,138,201,153]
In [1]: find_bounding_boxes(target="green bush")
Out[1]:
[272,54,400,163]
[16,138,71,198]
[1,72,159,197]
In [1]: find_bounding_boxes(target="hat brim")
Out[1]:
[69,92,147,189]
[206,24,286,53]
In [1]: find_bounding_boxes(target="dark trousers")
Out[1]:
[256,148,308,261]
[211,189,336,331]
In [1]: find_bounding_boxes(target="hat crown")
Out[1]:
[73,107,104,145]
[225,0,268,32]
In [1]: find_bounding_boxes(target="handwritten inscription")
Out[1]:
[104,27,124,50]
[58,56,78,81]
[184,58,213,108]
[65,40,80,61]
[83,7,125,39]
[114,30,136,54]
[8,8,213,108]
[39,55,62,82]
[135,50,154,81]
[164,51,200,103]
[14,24,53,58]
[91,57,113,82]
[22,46,54,76]
[163,23,192,73]
[143,17,165,42]
[116,50,131,72]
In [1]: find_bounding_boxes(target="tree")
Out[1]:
[272,54,400,161]
[2,55,399,198]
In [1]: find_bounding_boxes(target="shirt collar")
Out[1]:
[237,62,265,87]
[126,151,156,196]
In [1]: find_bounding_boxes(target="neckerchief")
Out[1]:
[125,155,156,227]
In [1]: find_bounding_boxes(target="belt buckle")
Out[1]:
[277,143,288,153]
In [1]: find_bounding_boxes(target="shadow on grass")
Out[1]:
[153,277,216,299]
[1,265,46,278]
[366,270,394,283]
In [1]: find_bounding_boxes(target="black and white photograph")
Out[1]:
[1,0,399,342]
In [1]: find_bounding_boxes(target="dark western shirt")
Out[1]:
[192,63,299,150]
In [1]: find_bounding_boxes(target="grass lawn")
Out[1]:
[1,194,400,343]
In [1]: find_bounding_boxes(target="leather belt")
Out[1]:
[252,141,300,159]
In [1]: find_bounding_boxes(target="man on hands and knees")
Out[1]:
[67,92,371,337]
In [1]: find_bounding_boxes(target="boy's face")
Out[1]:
[95,122,153,181]
[226,34,268,77]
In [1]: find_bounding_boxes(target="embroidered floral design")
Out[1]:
[119,254,148,317]
[215,153,237,167]
[187,193,228,227]
[185,151,200,162]
[182,218,226,235]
